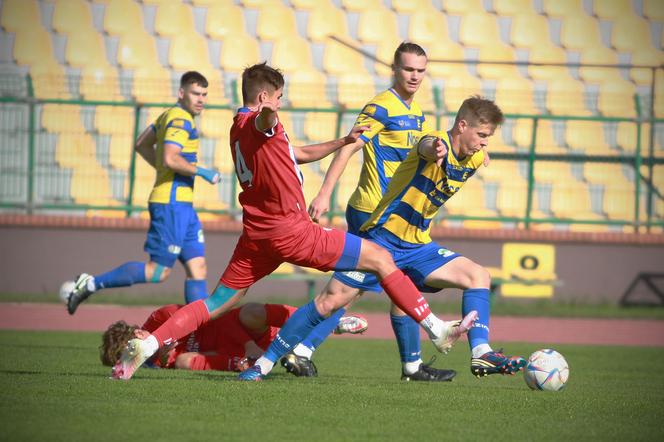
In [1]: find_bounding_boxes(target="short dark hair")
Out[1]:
[180,71,208,88]
[455,95,504,128]
[392,42,427,68]
[241,62,285,103]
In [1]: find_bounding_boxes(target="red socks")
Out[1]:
[152,300,210,346]
[380,270,431,321]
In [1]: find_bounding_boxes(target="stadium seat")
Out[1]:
[240,0,283,8]
[583,163,628,185]
[527,43,569,81]
[407,7,449,46]
[611,15,655,53]
[194,176,228,212]
[219,34,260,73]
[303,112,338,143]
[391,0,432,13]
[322,38,367,75]
[55,132,95,168]
[271,34,315,74]
[357,6,399,45]
[565,120,613,154]
[95,106,134,135]
[458,12,501,49]
[117,31,160,69]
[592,0,633,19]
[79,65,123,101]
[108,133,133,170]
[578,46,622,84]
[372,38,403,77]
[154,2,196,37]
[545,77,591,116]
[535,120,568,154]
[103,0,144,36]
[615,121,640,152]
[534,161,576,184]
[441,73,482,113]
[213,137,233,174]
[300,163,324,205]
[443,178,488,215]
[559,13,603,51]
[130,158,156,205]
[198,109,234,139]
[168,34,213,73]
[289,0,321,10]
[596,78,638,118]
[493,77,538,115]
[442,0,485,15]
[191,0,233,5]
[630,47,664,86]
[70,164,114,204]
[603,184,636,221]
[287,70,331,108]
[256,4,298,41]
[30,62,71,99]
[509,13,552,49]
[307,2,350,42]
[476,43,520,80]
[64,27,108,69]
[549,181,599,220]
[12,27,54,67]
[336,72,377,109]
[416,76,436,113]
[205,3,246,40]
[51,0,94,34]
[541,0,585,17]
[643,0,664,21]
[425,42,467,80]
[340,0,382,12]
[1,0,41,33]
[492,0,536,16]
[495,179,528,218]
[132,65,174,103]
[510,118,534,148]
[41,104,84,134]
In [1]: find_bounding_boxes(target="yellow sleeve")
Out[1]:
[354,103,387,142]
[164,117,193,148]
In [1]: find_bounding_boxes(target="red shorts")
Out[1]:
[220,220,348,289]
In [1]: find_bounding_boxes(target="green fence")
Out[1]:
[0,73,663,233]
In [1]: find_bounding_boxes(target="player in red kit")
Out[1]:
[112,63,474,381]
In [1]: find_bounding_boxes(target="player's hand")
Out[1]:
[433,137,448,167]
[196,166,220,185]
[308,192,330,222]
[483,148,490,167]
[244,341,263,360]
[344,125,370,145]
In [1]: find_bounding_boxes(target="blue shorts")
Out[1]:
[144,203,205,267]
[345,205,371,235]
[333,232,461,293]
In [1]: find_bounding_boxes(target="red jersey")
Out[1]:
[229,108,310,239]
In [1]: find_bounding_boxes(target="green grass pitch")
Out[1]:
[1,330,663,441]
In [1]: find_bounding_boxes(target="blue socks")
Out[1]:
[300,307,346,351]
[390,314,421,363]
[462,288,491,349]
[94,261,147,289]
[264,301,325,363]
[184,279,207,303]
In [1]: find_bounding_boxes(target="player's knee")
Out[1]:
[186,259,207,279]
[314,294,342,317]
[469,264,491,289]
[147,262,171,282]
[159,266,172,281]
[360,241,395,275]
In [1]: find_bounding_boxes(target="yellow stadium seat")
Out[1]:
[241,0,283,8]
[357,6,399,44]
[535,120,567,153]
[336,73,377,109]
[322,38,367,75]
[117,31,160,69]
[549,182,599,219]
[596,79,638,118]
[71,164,114,204]
[12,27,54,67]
[611,15,655,53]
[271,34,315,74]
[559,13,603,51]
[541,0,585,17]
[300,163,324,206]
[615,121,639,152]
[219,34,260,73]
[443,0,485,15]
[408,7,449,47]
[103,0,144,36]
[290,0,322,10]
[1,0,41,33]
[425,42,467,80]
[391,0,432,13]
[534,161,575,184]
[458,12,501,48]
[511,118,535,148]
[578,46,622,84]
[154,2,195,37]
[205,3,246,40]
[444,178,487,215]
[492,0,535,16]
[304,112,338,143]
[41,104,84,133]
[30,63,70,99]
[65,27,108,68]
[372,38,403,77]
[593,0,633,19]
[256,4,298,41]
[643,0,664,20]
[194,176,228,211]
[603,184,636,220]
[56,132,95,168]
[630,47,664,86]
[583,163,627,185]
[95,106,134,135]
[130,158,157,205]
[192,0,233,5]
[108,133,133,170]
[198,109,234,139]
[545,76,591,116]
[656,70,664,118]
[307,2,350,42]
[565,120,613,154]
[169,34,213,73]
[509,13,552,49]
[496,180,528,218]
[527,43,569,80]
[52,0,93,34]
[287,70,331,108]
[213,136,234,174]
[80,65,122,101]
[494,76,538,114]
[476,43,520,80]
[340,0,383,12]
[416,76,436,113]
[441,73,482,113]
[132,65,174,103]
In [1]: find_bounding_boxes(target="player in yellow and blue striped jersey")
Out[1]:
[62,72,220,315]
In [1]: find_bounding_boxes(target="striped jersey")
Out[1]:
[347,88,433,213]
[148,105,200,204]
[361,130,485,246]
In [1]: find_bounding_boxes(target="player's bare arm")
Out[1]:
[293,125,368,164]
[134,126,157,169]
[417,135,448,167]
[163,143,220,184]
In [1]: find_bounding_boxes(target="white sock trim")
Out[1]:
[293,344,313,359]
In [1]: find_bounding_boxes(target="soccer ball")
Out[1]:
[524,349,569,391]
[59,280,75,304]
